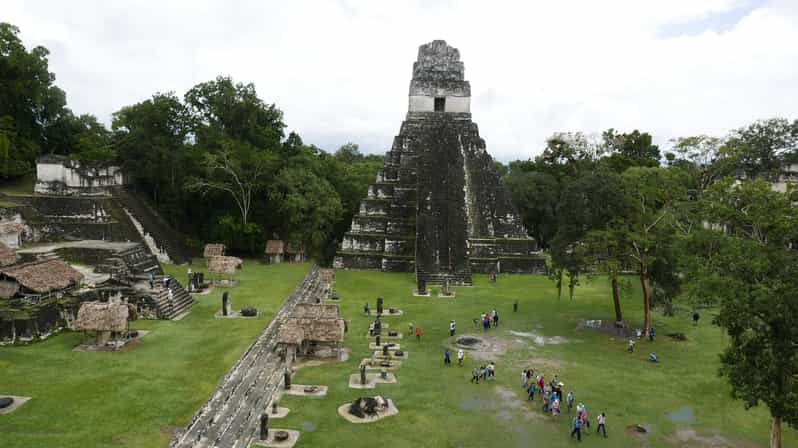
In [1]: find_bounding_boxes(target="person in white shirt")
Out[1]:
[457,349,464,366]
[596,412,607,437]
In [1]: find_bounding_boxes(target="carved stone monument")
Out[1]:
[222,291,231,317]
[260,413,269,440]
[283,368,291,390]
[376,297,384,315]
[360,363,367,385]
[334,40,546,292]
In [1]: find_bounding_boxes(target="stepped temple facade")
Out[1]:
[334,40,545,287]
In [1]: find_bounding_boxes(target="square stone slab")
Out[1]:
[348,372,398,389]
[251,429,300,448]
[360,359,402,370]
[280,385,328,397]
[265,405,290,418]
[368,342,400,350]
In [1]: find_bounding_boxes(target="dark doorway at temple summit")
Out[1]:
[333,40,546,290]
[434,97,445,112]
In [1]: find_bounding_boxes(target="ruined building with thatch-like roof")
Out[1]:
[74,298,132,348]
[0,258,84,343]
[277,303,346,360]
[0,243,17,267]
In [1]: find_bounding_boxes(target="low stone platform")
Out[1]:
[368,342,400,350]
[360,359,403,370]
[252,429,300,448]
[337,399,399,424]
[0,395,31,415]
[367,332,402,339]
[265,405,290,418]
[348,373,397,389]
[373,350,408,360]
[73,331,150,352]
[280,384,328,397]
[368,309,404,317]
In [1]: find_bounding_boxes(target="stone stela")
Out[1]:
[334,40,546,292]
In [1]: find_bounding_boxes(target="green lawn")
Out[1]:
[1,264,796,447]
[279,270,797,448]
[0,261,311,448]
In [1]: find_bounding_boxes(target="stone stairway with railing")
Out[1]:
[169,266,331,448]
[111,187,190,264]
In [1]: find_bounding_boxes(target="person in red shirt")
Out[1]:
[415,326,422,341]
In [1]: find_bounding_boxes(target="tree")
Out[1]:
[683,178,798,447]
[269,166,343,249]
[187,140,277,225]
[503,170,559,248]
[600,129,661,172]
[184,76,285,150]
[621,167,684,333]
[0,22,71,177]
[721,118,798,181]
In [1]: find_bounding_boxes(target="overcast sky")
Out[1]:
[5,0,798,161]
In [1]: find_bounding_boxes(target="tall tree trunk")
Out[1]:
[611,275,623,324]
[771,416,781,448]
[640,265,650,333]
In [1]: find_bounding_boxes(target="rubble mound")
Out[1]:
[348,396,390,418]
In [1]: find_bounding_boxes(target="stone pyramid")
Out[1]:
[334,40,545,288]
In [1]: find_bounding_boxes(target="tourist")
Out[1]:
[527,382,536,401]
[364,303,370,315]
[471,367,480,384]
[542,391,550,412]
[581,407,590,431]
[521,369,528,388]
[571,415,582,441]
[628,338,635,352]
[526,369,534,385]
[368,321,375,337]
[472,318,479,328]
[552,398,560,417]
[483,314,490,331]
[649,353,659,363]
[480,364,488,381]
[635,328,643,339]
[168,288,173,302]
[148,272,154,289]
[491,308,498,327]
[537,374,545,394]
[649,326,656,342]
[415,326,423,341]
[449,320,456,337]
[596,412,607,438]
[566,391,575,413]
[457,349,464,366]
[488,361,495,379]
[444,349,451,366]
[408,322,414,334]
[692,310,700,325]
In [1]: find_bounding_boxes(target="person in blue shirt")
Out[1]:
[571,415,582,441]
[649,326,655,342]
[649,353,659,363]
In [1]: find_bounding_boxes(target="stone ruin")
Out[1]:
[348,396,390,419]
[334,40,545,289]
[277,303,346,360]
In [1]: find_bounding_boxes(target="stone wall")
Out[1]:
[35,155,126,196]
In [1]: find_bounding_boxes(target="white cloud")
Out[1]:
[4,0,797,161]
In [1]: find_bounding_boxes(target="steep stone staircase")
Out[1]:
[111,187,190,264]
[152,278,194,320]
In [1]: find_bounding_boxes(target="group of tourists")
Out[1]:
[473,308,499,330]
[628,326,661,364]
[469,362,496,383]
[518,368,608,441]
[443,348,466,366]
